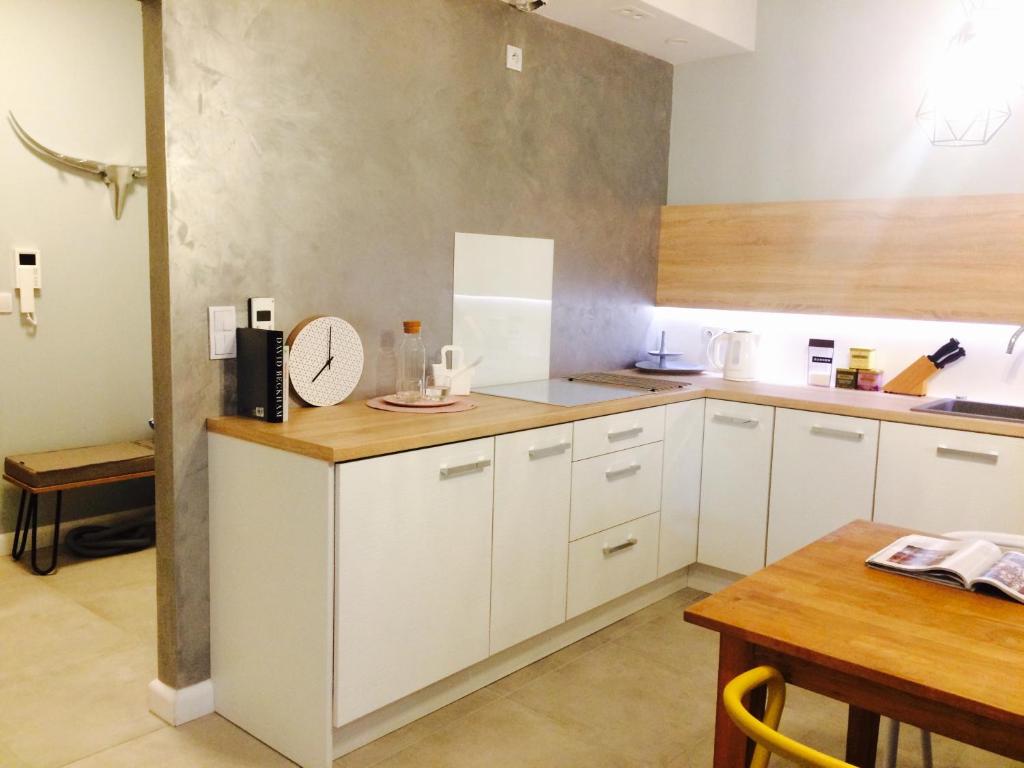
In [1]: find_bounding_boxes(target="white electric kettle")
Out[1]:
[707,330,760,382]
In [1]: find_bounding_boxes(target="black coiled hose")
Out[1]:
[64,512,155,558]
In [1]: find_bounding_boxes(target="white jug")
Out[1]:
[707,330,760,382]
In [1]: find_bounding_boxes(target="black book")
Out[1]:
[237,328,288,423]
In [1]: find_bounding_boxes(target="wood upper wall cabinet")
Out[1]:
[656,194,1024,323]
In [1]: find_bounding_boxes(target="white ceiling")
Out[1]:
[534,0,757,65]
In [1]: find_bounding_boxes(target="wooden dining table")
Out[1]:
[684,520,1024,768]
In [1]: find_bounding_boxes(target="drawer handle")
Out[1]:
[607,425,643,441]
[936,445,999,464]
[528,441,571,460]
[605,463,641,480]
[439,458,492,479]
[713,413,759,427]
[603,537,638,556]
[810,425,864,441]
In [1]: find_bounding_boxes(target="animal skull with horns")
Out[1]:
[8,112,147,220]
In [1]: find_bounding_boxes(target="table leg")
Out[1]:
[29,491,62,576]
[846,704,880,768]
[11,490,30,560]
[713,634,759,768]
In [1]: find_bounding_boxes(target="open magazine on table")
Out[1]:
[866,534,1024,604]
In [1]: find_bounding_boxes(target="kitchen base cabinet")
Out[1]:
[698,400,775,575]
[491,424,573,654]
[334,438,495,726]
[659,400,705,575]
[874,422,1024,535]
[566,513,660,619]
[209,434,336,768]
[767,409,880,564]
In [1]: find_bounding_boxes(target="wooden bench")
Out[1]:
[2,440,155,575]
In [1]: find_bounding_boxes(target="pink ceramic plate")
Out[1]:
[381,394,459,408]
[367,397,476,414]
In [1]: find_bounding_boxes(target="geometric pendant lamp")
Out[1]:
[916,92,1011,146]
[916,15,1015,146]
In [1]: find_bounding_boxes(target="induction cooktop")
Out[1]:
[474,378,661,408]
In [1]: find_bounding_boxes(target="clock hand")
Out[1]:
[327,326,332,368]
[311,356,333,384]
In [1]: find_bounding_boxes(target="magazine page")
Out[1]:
[939,539,1006,581]
[973,551,1024,603]
[866,536,1000,586]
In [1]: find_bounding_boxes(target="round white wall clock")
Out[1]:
[287,316,364,407]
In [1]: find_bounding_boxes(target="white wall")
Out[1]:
[662,0,1024,403]
[0,0,152,532]
[668,0,1024,204]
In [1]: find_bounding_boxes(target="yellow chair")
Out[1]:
[722,665,855,768]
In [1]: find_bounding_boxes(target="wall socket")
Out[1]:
[700,326,724,345]
[506,44,523,72]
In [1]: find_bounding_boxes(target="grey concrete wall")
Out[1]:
[151,0,672,686]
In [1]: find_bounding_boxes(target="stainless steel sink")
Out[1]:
[911,398,1024,424]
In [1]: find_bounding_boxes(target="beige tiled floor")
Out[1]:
[1,550,1020,767]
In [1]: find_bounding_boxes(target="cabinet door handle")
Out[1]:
[713,413,759,427]
[528,441,571,460]
[936,445,999,464]
[605,463,641,480]
[810,425,864,441]
[439,457,492,479]
[603,537,638,555]
[607,425,643,441]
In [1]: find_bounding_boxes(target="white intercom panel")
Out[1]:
[247,297,275,330]
[13,248,40,325]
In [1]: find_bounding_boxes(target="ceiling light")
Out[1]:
[611,6,653,21]
[501,0,546,12]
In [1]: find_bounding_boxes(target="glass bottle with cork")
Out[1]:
[395,320,426,403]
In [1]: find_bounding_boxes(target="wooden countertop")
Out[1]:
[206,375,1024,463]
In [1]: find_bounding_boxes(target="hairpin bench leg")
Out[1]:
[29,491,62,576]
[12,491,32,561]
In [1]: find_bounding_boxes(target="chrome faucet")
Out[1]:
[1008,325,1024,354]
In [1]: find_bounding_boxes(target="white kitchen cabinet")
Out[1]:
[572,406,665,461]
[570,442,663,541]
[658,400,705,575]
[334,438,495,726]
[698,399,775,575]
[767,409,880,564]
[491,424,573,654]
[875,422,1024,535]
[566,512,660,618]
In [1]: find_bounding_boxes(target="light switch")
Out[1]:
[0,292,11,314]
[209,306,237,360]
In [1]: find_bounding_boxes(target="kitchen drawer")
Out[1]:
[566,513,660,619]
[875,422,1024,535]
[572,406,665,461]
[570,442,663,540]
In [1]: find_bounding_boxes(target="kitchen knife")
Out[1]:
[928,338,961,365]
[935,347,967,368]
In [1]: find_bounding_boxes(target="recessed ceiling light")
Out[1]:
[666,37,689,45]
[611,6,653,21]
